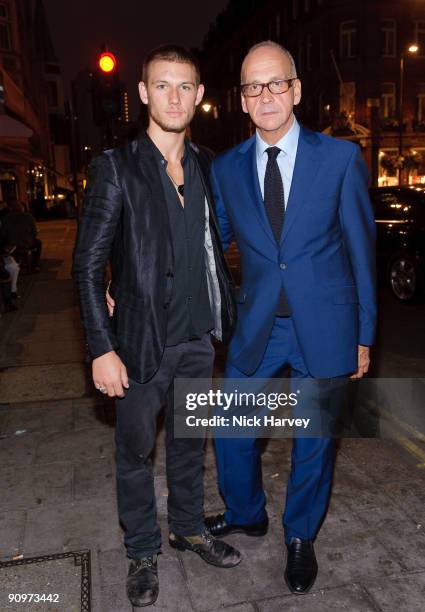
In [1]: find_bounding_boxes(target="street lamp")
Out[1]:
[399,44,419,184]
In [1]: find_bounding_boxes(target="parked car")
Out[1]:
[369,186,425,302]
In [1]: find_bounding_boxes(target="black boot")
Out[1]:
[126,556,159,607]
[169,529,241,568]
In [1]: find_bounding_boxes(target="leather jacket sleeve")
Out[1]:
[72,153,122,359]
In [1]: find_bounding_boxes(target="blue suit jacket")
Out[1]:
[210,126,377,378]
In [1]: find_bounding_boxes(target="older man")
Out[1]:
[206,41,376,594]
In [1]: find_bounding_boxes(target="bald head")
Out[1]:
[241,41,297,84]
[239,40,302,144]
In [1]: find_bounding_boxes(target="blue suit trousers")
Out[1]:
[214,316,336,543]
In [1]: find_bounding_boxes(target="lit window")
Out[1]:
[414,21,425,57]
[381,83,396,118]
[417,84,425,121]
[381,19,396,57]
[340,21,357,59]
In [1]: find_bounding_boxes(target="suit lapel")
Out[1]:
[236,138,276,245]
[281,127,322,244]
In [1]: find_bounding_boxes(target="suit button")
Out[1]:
[280,263,287,270]
[166,270,174,278]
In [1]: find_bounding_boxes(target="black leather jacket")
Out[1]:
[73,133,236,383]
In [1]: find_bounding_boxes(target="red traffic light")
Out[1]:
[98,52,117,73]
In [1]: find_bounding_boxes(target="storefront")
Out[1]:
[378,148,425,186]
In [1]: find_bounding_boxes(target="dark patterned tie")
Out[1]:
[264,146,291,316]
[264,146,285,242]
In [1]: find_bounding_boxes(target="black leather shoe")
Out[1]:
[284,538,318,594]
[169,529,241,568]
[126,556,159,607]
[205,513,268,538]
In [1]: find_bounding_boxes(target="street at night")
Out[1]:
[0,221,425,610]
[1,1,425,611]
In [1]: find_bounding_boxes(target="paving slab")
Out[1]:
[2,339,85,366]
[0,431,42,467]
[23,499,123,556]
[98,548,128,587]
[314,498,402,587]
[0,363,89,403]
[0,401,73,436]
[356,504,425,572]
[203,465,225,512]
[73,457,116,502]
[257,583,376,611]
[363,570,425,611]
[0,511,26,559]
[338,439,414,483]
[0,462,72,511]
[99,583,133,612]
[73,398,115,431]
[380,479,425,525]
[35,427,115,464]
[9,314,79,336]
[154,475,170,518]
[331,461,392,512]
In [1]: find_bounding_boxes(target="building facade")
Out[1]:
[0,0,71,211]
[195,0,425,186]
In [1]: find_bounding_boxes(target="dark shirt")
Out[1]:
[147,135,214,346]
[0,211,37,250]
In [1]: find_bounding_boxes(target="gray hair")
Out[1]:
[241,41,297,81]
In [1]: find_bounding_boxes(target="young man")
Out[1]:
[73,45,240,608]
[206,41,376,595]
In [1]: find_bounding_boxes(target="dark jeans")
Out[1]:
[15,238,42,269]
[115,333,214,559]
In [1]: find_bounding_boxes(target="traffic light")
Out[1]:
[98,52,117,73]
[92,50,122,126]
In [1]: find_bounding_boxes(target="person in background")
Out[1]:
[0,202,42,272]
[0,201,20,299]
[0,253,17,313]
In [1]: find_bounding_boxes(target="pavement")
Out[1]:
[1,219,425,611]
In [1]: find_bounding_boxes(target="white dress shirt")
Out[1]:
[256,115,300,209]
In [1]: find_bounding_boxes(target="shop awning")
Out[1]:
[0,113,33,139]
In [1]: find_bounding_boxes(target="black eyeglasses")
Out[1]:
[241,79,296,97]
